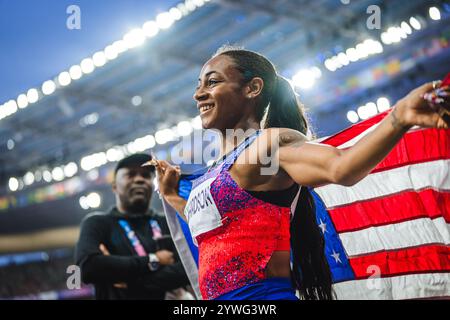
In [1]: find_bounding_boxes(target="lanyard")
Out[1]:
[118,218,163,256]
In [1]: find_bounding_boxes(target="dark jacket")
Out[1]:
[75,207,189,300]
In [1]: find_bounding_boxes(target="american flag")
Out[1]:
[163,111,450,300]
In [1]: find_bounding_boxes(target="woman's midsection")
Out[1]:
[265,251,291,278]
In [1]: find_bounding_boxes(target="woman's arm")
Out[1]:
[164,194,188,222]
[277,82,449,188]
[155,160,188,222]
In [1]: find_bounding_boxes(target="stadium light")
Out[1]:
[429,7,441,21]
[112,40,128,54]
[42,170,53,183]
[131,96,143,106]
[106,147,125,162]
[191,116,202,130]
[143,21,159,38]
[400,21,412,35]
[23,172,35,186]
[123,28,146,48]
[155,130,168,145]
[355,43,370,58]
[104,45,119,60]
[27,88,39,104]
[79,196,90,210]
[69,65,83,80]
[365,102,378,118]
[381,32,392,45]
[92,51,107,67]
[324,59,337,72]
[365,39,383,54]
[310,66,322,79]
[177,121,193,136]
[346,48,359,62]
[63,162,78,178]
[5,100,18,117]
[177,3,189,16]
[132,135,156,152]
[156,12,174,29]
[51,167,65,181]
[357,105,370,120]
[337,52,350,66]
[193,0,205,7]
[348,97,391,123]
[185,0,197,11]
[42,80,56,95]
[155,128,176,145]
[34,170,42,182]
[292,69,318,90]
[346,110,359,124]
[86,192,102,208]
[58,71,72,86]
[325,39,383,72]
[377,97,391,112]
[86,113,99,125]
[144,135,156,149]
[7,139,15,150]
[80,58,95,74]
[17,94,29,109]
[169,8,183,20]
[8,177,19,192]
[409,17,422,30]
[1,102,9,119]
[80,152,107,171]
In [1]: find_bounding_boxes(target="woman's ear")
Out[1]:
[245,77,264,99]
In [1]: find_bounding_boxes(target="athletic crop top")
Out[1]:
[184,130,300,300]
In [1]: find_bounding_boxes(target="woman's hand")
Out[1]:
[155,160,181,198]
[154,160,188,220]
[392,82,449,130]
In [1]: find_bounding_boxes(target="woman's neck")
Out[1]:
[219,118,260,157]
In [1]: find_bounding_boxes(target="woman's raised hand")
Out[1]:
[393,81,449,130]
[154,160,181,198]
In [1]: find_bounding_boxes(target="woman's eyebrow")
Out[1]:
[198,71,220,81]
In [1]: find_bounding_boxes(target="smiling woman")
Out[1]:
[194,56,251,131]
[155,45,450,301]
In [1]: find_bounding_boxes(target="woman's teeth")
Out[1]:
[200,105,214,112]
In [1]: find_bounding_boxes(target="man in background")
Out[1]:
[75,153,190,299]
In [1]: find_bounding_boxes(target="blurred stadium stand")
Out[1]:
[0,248,94,299]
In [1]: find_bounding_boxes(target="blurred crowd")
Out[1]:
[0,248,93,299]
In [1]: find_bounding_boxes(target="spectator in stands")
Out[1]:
[75,154,190,300]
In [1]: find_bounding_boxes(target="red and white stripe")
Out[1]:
[315,111,450,300]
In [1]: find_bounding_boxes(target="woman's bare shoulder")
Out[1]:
[260,128,308,148]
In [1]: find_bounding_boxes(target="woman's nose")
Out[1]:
[194,87,207,101]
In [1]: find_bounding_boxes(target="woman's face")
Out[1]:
[194,55,249,131]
